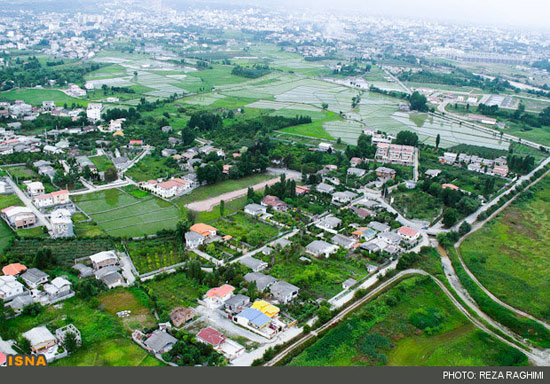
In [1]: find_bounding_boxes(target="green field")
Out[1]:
[125,235,187,274]
[90,155,115,172]
[73,189,182,238]
[143,271,207,315]
[459,175,550,321]
[0,88,88,106]
[288,277,527,366]
[213,212,279,247]
[260,250,367,299]
[4,290,162,367]
[125,155,180,182]
[391,189,443,222]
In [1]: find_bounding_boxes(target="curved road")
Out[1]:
[265,268,550,366]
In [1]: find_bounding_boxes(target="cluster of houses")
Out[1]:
[202,282,295,339]
[304,219,421,259]
[439,152,509,177]
[184,223,219,249]
[0,126,42,154]
[0,263,74,313]
[0,180,75,238]
[72,250,126,289]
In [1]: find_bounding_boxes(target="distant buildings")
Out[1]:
[375,143,414,166]
[86,103,102,121]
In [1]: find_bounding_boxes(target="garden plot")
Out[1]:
[73,189,182,238]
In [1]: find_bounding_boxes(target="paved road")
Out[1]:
[382,67,411,94]
[69,178,132,196]
[4,177,51,231]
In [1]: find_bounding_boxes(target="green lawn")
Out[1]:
[125,155,181,182]
[0,88,88,106]
[0,220,14,253]
[73,189,182,238]
[90,155,114,172]
[391,189,443,221]
[459,175,550,321]
[279,111,339,140]
[288,277,527,366]
[213,212,279,247]
[259,251,367,300]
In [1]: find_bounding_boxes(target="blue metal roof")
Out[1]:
[238,308,270,328]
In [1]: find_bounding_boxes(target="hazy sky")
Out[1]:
[260,0,550,31]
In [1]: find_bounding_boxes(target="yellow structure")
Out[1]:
[113,130,124,137]
[251,300,279,318]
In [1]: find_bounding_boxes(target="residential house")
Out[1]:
[170,307,195,327]
[244,203,267,216]
[27,181,45,196]
[318,215,342,230]
[147,178,192,199]
[89,251,118,270]
[425,169,441,178]
[244,272,277,292]
[224,294,250,315]
[306,240,339,258]
[2,263,27,276]
[375,167,396,181]
[190,223,217,238]
[204,284,235,308]
[144,330,177,354]
[261,195,287,211]
[347,167,366,177]
[95,266,124,289]
[352,207,375,219]
[22,326,57,354]
[332,191,358,205]
[197,327,226,348]
[234,308,271,330]
[239,257,268,272]
[42,277,73,303]
[492,165,509,177]
[251,300,280,318]
[398,226,420,242]
[34,190,70,208]
[368,221,390,233]
[161,148,177,157]
[7,294,34,314]
[21,268,49,289]
[272,238,291,249]
[352,227,378,241]
[377,232,402,246]
[316,182,335,194]
[0,275,25,301]
[331,234,356,249]
[72,264,93,278]
[50,209,74,238]
[295,186,310,195]
[270,281,299,304]
[185,231,204,249]
[350,157,363,167]
[86,103,102,121]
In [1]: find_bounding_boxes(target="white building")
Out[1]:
[0,275,25,301]
[50,209,74,238]
[86,103,102,121]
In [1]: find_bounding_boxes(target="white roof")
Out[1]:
[2,206,33,217]
[50,209,72,224]
[51,277,71,289]
[23,326,55,346]
[27,181,44,190]
[89,251,117,264]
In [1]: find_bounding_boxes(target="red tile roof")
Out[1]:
[197,327,225,347]
[2,263,27,276]
[398,226,419,237]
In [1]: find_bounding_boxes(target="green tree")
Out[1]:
[63,332,78,353]
[442,208,459,228]
[409,91,428,112]
[104,166,118,182]
[220,200,225,217]
[459,221,471,236]
[395,130,419,146]
[435,134,440,149]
